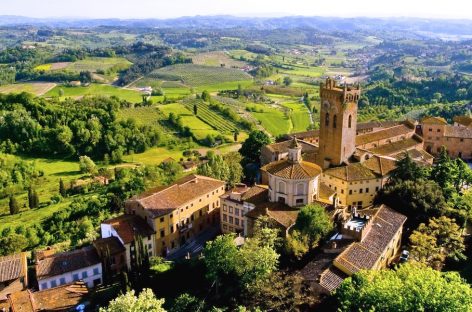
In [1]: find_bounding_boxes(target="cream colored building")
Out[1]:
[261,138,323,208]
[125,174,225,257]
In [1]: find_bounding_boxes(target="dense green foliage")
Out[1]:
[336,263,472,312]
[0,93,162,159]
[0,153,41,198]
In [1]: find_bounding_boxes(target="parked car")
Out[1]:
[399,250,409,263]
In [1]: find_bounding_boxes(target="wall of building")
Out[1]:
[423,123,472,159]
[38,263,102,291]
[268,174,318,207]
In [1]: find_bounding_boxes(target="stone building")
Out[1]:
[0,253,28,301]
[421,116,472,159]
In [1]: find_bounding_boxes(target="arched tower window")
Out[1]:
[278,181,286,194]
[325,113,330,127]
[296,183,305,195]
[348,115,352,128]
[333,115,337,128]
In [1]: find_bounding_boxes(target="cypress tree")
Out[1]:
[9,195,19,215]
[28,187,34,209]
[59,178,66,197]
[32,190,39,208]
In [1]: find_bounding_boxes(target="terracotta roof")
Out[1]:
[246,202,299,229]
[444,125,472,139]
[319,182,336,200]
[421,116,448,125]
[265,139,317,153]
[9,281,88,312]
[397,149,434,162]
[334,205,406,276]
[356,120,401,131]
[0,253,27,283]
[128,174,225,218]
[102,214,155,244]
[288,130,319,139]
[36,246,100,280]
[453,115,472,127]
[240,185,269,204]
[362,156,397,176]
[367,136,422,156]
[92,237,126,256]
[356,124,414,146]
[261,159,322,180]
[319,266,348,293]
[324,163,377,181]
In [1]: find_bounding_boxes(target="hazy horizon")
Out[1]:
[2,0,472,20]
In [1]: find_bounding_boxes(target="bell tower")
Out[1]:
[317,78,361,169]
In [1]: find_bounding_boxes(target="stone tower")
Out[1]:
[317,78,361,169]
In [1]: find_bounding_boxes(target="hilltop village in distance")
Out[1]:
[0,13,472,312]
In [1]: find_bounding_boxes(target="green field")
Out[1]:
[246,103,291,136]
[44,83,144,102]
[117,107,163,126]
[150,64,253,87]
[0,157,83,231]
[36,57,132,74]
[192,51,248,68]
[280,101,312,132]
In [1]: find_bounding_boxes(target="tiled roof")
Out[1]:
[36,246,100,280]
[246,202,299,229]
[9,281,88,312]
[288,130,319,139]
[92,237,126,255]
[366,136,422,156]
[334,205,407,276]
[356,124,414,146]
[102,214,155,244]
[241,185,269,204]
[453,115,472,127]
[265,139,317,153]
[0,253,27,283]
[356,120,400,131]
[319,266,348,293]
[444,125,472,139]
[324,163,377,181]
[362,155,397,176]
[128,174,225,218]
[319,182,336,200]
[396,149,434,162]
[421,116,448,125]
[261,159,322,180]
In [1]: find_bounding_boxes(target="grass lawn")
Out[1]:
[67,57,131,73]
[0,82,57,96]
[44,83,144,103]
[192,51,248,68]
[280,101,312,132]
[117,107,163,126]
[246,103,291,136]
[0,156,84,231]
[280,65,325,78]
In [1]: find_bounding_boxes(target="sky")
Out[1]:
[2,0,472,20]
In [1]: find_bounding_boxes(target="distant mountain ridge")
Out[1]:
[1,15,472,36]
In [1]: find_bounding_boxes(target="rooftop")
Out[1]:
[36,246,100,280]
[92,237,126,255]
[246,202,299,229]
[265,139,317,153]
[366,136,422,156]
[361,155,397,176]
[453,115,472,127]
[128,174,225,218]
[356,124,414,146]
[421,116,448,125]
[102,214,155,245]
[324,162,377,181]
[0,253,27,283]
[261,159,322,180]
[444,125,472,139]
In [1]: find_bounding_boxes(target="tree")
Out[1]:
[79,155,97,175]
[409,216,465,270]
[197,154,229,182]
[336,263,472,312]
[239,130,271,165]
[59,178,66,197]
[201,90,211,102]
[431,147,458,199]
[203,234,239,287]
[286,204,332,258]
[28,189,39,209]
[388,152,429,184]
[224,152,244,187]
[233,129,239,142]
[158,159,183,185]
[193,103,198,115]
[99,289,166,312]
[283,76,293,86]
[170,293,205,312]
[9,195,19,215]
[0,233,28,256]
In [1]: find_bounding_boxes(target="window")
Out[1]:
[148,243,152,250]
[93,268,100,276]
[376,186,379,191]
[223,224,228,230]
[170,225,174,233]
[160,230,165,238]
[229,206,233,213]
[160,217,164,223]
[341,189,344,194]
[223,204,227,211]
[223,214,227,222]
[278,181,286,194]
[366,188,369,193]
[41,282,47,289]
[349,190,352,195]
[191,214,194,221]
[296,198,304,204]
[51,280,57,288]
[73,273,79,281]
[348,115,352,128]
[325,112,330,126]
[59,277,66,285]
[169,213,173,218]
[235,218,240,226]
[296,183,304,195]
[199,210,203,216]
[82,271,88,279]
[333,114,337,128]
[235,208,240,216]
[437,129,440,132]
[229,216,234,224]
[359,189,363,194]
